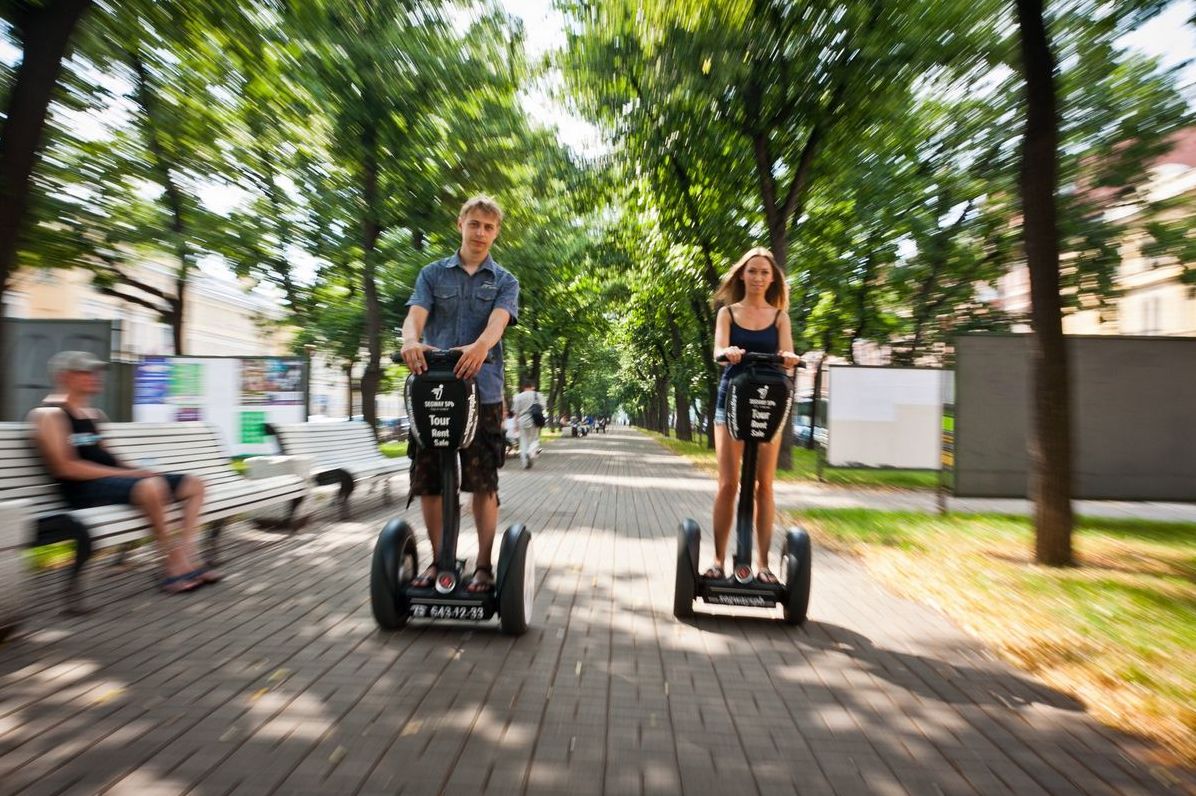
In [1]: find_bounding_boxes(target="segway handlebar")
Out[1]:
[716,352,790,366]
[391,347,499,366]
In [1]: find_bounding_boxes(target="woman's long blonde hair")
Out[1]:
[713,246,789,310]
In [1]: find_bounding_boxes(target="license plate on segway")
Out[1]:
[409,600,495,621]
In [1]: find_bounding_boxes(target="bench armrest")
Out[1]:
[0,500,32,633]
[0,500,31,549]
[245,454,313,481]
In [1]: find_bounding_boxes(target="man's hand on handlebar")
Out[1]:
[719,346,746,364]
[401,341,435,374]
[453,341,489,380]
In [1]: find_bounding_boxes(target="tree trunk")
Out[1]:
[1017,0,1073,566]
[706,378,718,448]
[531,350,542,388]
[359,124,383,440]
[848,251,878,364]
[0,0,92,363]
[688,294,719,448]
[250,109,303,319]
[655,377,669,434]
[129,50,193,354]
[546,342,570,428]
[669,317,692,441]
[171,281,185,355]
[673,381,692,441]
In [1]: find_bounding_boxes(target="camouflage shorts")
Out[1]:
[409,402,505,496]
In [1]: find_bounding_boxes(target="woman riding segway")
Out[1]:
[707,247,800,583]
[673,246,811,623]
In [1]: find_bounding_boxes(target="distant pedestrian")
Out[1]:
[510,381,546,469]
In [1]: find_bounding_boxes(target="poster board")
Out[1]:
[133,356,305,456]
[827,366,946,470]
[954,334,1196,499]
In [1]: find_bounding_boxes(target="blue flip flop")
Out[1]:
[160,573,202,594]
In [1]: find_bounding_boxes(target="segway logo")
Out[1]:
[709,594,773,608]
[757,386,768,400]
[432,384,444,400]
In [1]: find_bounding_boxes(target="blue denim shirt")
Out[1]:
[406,253,519,404]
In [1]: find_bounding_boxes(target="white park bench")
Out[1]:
[0,421,308,630]
[269,420,408,519]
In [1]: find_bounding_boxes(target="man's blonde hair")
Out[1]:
[459,194,503,223]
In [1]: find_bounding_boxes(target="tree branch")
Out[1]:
[94,283,170,316]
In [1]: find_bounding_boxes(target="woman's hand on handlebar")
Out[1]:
[719,346,745,365]
[781,351,801,367]
[453,341,488,380]
[401,341,434,374]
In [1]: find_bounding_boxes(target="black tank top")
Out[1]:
[728,307,781,353]
[45,402,120,471]
[722,308,781,384]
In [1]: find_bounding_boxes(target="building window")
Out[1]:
[1140,296,1161,335]
[2,290,28,318]
[82,300,108,320]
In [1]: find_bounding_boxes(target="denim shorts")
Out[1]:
[713,377,729,426]
[60,472,189,510]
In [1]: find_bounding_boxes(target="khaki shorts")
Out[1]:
[409,402,505,496]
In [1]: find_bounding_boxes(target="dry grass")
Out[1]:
[797,509,1196,769]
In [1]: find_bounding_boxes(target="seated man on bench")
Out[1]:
[29,351,220,595]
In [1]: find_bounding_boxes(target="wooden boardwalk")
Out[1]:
[1,429,1192,795]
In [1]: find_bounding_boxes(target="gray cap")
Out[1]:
[48,350,107,376]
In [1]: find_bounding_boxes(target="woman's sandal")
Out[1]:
[411,564,437,589]
[755,568,780,585]
[702,564,725,579]
[159,572,202,594]
[185,567,222,585]
[466,565,494,593]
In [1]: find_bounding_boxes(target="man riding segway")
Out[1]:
[399,195,519,598]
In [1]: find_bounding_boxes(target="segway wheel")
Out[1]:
[781,528,812,625]
[673,519,701,619]
[371,519,418,630]
[497,524,534,635]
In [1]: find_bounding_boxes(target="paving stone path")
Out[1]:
[1,428,1192,795]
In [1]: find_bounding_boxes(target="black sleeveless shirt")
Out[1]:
[46,403,120,473]
[720,308,782,385]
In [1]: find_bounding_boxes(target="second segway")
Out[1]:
[674,352,812,624]
[370,349,534,635]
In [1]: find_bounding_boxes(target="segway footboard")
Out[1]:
[696,577,787,609]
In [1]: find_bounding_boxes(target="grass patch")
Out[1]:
[645,429,938,490]
[795,508,1196,767]
[26,541,77,571]
[379,440,408,458]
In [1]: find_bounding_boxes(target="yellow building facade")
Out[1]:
[3,259,292,357]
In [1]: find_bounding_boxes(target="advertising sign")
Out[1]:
[132,356,306,456]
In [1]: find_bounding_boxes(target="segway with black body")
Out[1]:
[674,352,812,624]
[370,349,534,635]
